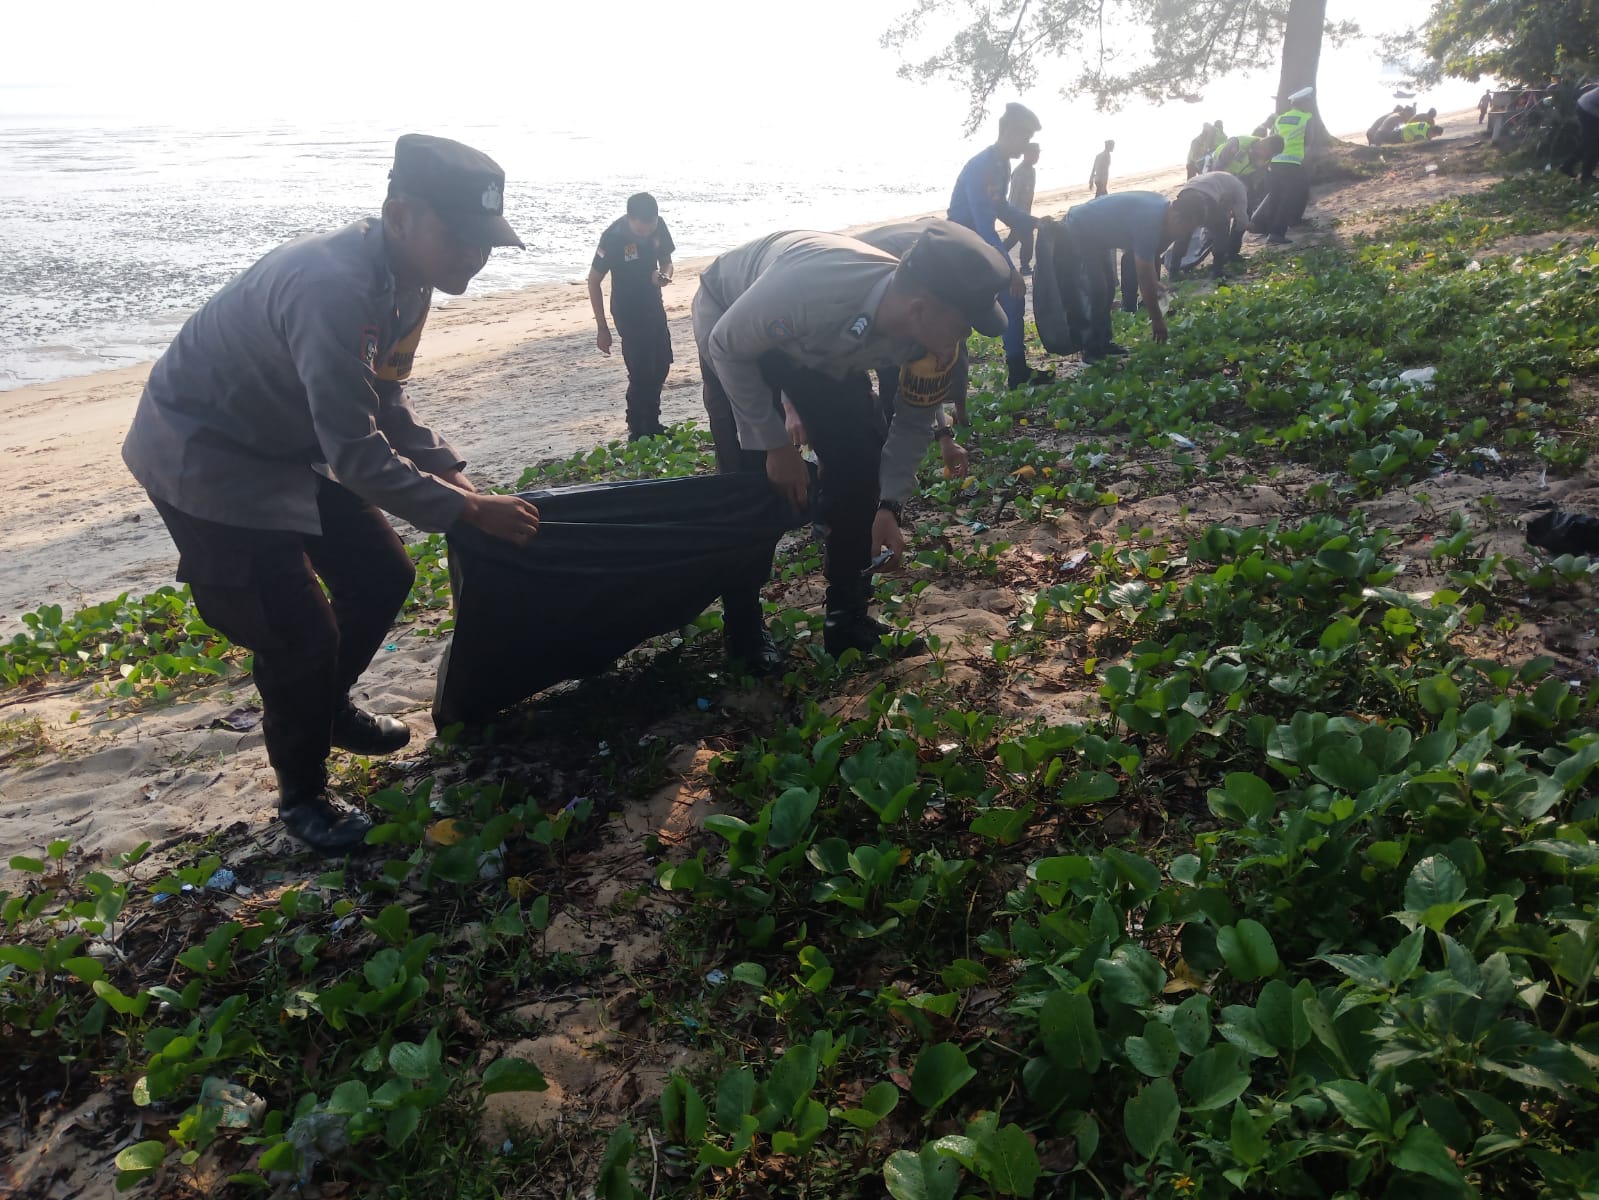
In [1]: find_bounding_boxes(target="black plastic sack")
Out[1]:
[1032,218,1079,355]
[432,471,808,726]
[1527,508,1599,556]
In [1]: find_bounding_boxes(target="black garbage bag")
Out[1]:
[1032,218,1078,355]
[432,471,808,726]
[1527,508,1599,556]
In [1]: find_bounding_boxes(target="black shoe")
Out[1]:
[1020,265,1033,277]
[331,703,411,756]
[1006,359,1057,390]
[1266,234,1292,245]
[726,625,785,677]
[276,774,372,855]
[823,610,927,659]
[1082,343,1128,365]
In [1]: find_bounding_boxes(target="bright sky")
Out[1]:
[3,0,1480,143]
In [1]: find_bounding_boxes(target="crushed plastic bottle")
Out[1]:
[199,1077,267,1129]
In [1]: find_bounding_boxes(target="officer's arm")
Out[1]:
[706,275,804,452]
[374,382,467,477]
[587,268,608,325]
[879,389,939,505]
[1133,256,1167,336]
[959,165,1014,249]
[990,182,1037,234]
[283,282,468,533]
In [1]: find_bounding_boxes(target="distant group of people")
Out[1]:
[1366,104,1444,145]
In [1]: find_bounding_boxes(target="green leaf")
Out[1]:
[92,979,150,1017]
[1181,1044,1250,1111]
[482,1057,549,1095]
[1123,1078,1180,1161]
[385,1104,421,1147]
[910,1042,976,1111]
[884,1145,960,1200]
[716,1066,755,1131]
[1405,855,1466,912]
[1125,1020,1180,1077]
[970,805,1033,844]
[8,855,46,874]
[1217,919,1280,982]
[1058,771,1119,806]
[1393,1124,1467,1188]
[1321,1079,1393,1133]
[842,1081,900,1130]
[596,1125,641,1200]
[388,1031,442,1080]
[1170,994,1213,1056]
[979,1123,1041,1197]
[1039,990,1102,1072]
[114,1140,166,1172]
[1229,1102,1268,1167]
[1209,772,1276,824]
[1417,674,1462,716]
[0,945,44,972]
[769,787,819,850]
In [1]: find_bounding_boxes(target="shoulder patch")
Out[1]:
[767,317,793,340]
[847,314,871,339]
[360,326,380,372]
[595,243,607,258]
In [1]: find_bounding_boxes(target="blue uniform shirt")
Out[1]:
[1064,191,1172,264]
[948,146,1034,251]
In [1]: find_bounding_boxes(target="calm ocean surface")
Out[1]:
[0,62,1480,390]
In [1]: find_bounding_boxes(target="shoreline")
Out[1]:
[0,113,1481,628]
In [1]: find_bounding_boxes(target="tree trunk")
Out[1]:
[1275,0,1330,153]
[1275,0,1326,111]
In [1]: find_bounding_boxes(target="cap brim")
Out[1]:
[971,299,1008,338]
[444,209,526,250]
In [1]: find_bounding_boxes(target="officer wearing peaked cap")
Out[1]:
[694,221,1010,671]
[122,134,542,855]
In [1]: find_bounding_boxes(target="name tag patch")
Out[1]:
[898,351,956,408]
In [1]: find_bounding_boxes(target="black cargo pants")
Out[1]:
[150,479,415,789]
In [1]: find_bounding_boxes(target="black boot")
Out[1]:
[331,701,411,756]
[725,621,785,677]
[822,578,925,659]
[1006,358,1056,390]
[276,771,372,855]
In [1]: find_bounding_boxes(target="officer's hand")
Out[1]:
[765,445,810,512]
[1151,315,1170,344]
[940,436,969,479]
[462,494,542,547]
[596,326,613,356]
[872,508,906,570]
[783,400,808,448]
[1008,269,1027,299]
[652,270,671,288]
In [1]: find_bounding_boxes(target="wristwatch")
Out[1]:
[933,425,956,441]
[878,499,904,518]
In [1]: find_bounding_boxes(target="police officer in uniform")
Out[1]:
[122,134,541,855]
[949,102,1055,390]
[587,192,676,440]
[1259,87,1315,245]
[694,222,1009,670]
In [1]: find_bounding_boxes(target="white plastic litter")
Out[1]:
[1398,367,1438,388]
[1167,432,1197,450]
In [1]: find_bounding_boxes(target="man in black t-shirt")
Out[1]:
[587,192,676,440]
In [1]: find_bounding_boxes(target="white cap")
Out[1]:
[1289,86,1315,102]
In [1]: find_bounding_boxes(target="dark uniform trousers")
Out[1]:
[1055,223,1122,357]
[616,299,672,440]
[150,480,415,787]
[1258,161,1308,237]
[702,354,884,626]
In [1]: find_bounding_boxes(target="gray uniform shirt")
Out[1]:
[693,231,931,500]
[1180,171,1251,226]
[122,218,467,537]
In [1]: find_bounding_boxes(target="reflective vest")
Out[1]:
[1401,121,1431,143]
[1221,135,1261,175]
[1273,107,1312,164]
